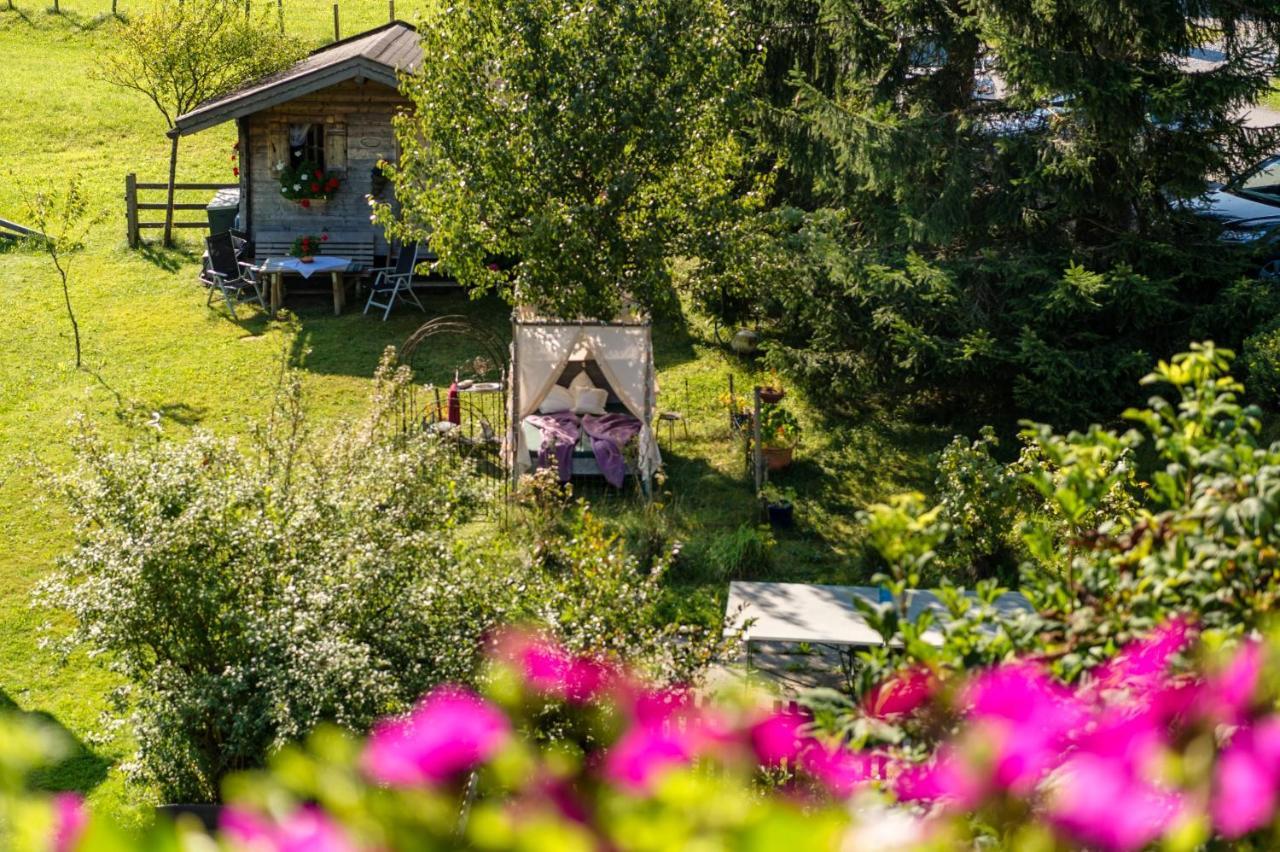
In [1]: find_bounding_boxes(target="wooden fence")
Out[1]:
[124,173,237,248]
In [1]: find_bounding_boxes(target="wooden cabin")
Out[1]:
[172,21,422,265]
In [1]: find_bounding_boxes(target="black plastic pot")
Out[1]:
[156,804,222,832]
[766,500,794,528]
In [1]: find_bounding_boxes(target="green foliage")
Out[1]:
[1243,322,1280,408]
[380,0,765,319]
[758,402,800,448]
[702,522,775,579]
[931,427,1020,584]
[730,0,1280,422]
[840,343,1280,702]
[94,0,304,130]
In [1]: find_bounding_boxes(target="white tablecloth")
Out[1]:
[265,256,351,279]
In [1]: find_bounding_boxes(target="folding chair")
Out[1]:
[201,232,266,318]
[363,243,425,320]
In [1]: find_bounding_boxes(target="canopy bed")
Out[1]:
[507,307,661,491]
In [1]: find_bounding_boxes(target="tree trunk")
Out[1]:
[164,133,179,246]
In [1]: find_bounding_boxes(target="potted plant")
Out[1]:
[279,160,341,208]
[758,371,785,404]
[290,232,328,262]
[759,403,799,470]
[761,483,795,528]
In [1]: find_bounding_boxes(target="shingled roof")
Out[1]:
[172,21,421,137]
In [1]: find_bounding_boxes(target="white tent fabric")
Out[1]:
[510,320,661,481]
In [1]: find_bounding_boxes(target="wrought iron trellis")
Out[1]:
[397,315,512,517]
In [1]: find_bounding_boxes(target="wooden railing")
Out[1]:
[124,173,237,248]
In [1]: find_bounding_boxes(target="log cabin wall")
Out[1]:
[244,78,405,257]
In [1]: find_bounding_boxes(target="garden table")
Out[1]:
[257,256,364,318]
[723,581,1034,649]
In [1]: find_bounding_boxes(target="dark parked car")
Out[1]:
[1184,155,1280,279]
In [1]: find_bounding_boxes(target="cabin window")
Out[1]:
[288,123,325,171]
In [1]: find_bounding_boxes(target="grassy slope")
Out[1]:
[0,0,945,819]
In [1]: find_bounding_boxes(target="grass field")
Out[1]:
[0,1,946,819]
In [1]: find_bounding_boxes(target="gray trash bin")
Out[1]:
[206,188,240,236]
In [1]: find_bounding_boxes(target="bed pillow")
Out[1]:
[573,387,609,416]
[569,370,596,393]
[538,385,574,414]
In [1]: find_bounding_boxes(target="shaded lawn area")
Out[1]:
[0,1,950,820]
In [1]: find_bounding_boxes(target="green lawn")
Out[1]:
[0,1,945,819]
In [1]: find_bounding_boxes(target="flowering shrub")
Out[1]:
[6,625,1280,851]
[279,160,339,206]
[758,402,800,448]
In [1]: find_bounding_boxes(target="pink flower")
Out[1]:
[1047,753,1183,852]
[498,632,612,703]
[1213,737,1276,838]
[51,793,86,852]
[1094,618,1191,691]
[220,805,354,852]
[604,724,699,792]
[361,686,510,786]
[1200,640,1264,724]
[893,748,984,808]
[800,743,878,796]
[864,667,934,719]
[962,663,1087,794]
[604,702,729,793]
[749,710,810,766]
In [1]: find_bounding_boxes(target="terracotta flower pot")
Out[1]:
[300,255,315,263]
[759,387,785,404]
[762,446,793,471]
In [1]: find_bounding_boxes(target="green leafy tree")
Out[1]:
[381,0,764,319]
[731,0,1280,422]
[95,0,303,245]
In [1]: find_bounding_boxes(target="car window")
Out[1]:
[1235,158,1280,198]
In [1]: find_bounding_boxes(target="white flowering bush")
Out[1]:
[36,356,509,802]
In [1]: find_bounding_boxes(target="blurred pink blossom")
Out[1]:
[361,686,510,786]
[220,805,355,852]
[604,724,700,792]
[1200,640,1264,724]
[749,710,811,766]
[51,793,86,852]
[499,632,612,703]
[863,667,935,719]
[893,748,984,808]
[1047,753,1183,852]
[1093,618,1191,691]
[962,663,1087,794]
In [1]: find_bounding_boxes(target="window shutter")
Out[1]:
[267,122,287,176]
[324,120,348,174]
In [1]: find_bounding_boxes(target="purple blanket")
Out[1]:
[526,411,581,482]
[582,413,642,488]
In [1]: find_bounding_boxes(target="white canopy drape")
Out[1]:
[509,319,661,482]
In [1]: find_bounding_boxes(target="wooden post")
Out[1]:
[388,0,394,20]
[112,0,117,14]
[277,0,283,32]
[52,0,58,12]
[332,2,339,40]
[245,0,250,18]
[752,386,764,494]
[125,173,139,248]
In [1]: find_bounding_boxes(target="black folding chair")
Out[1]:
[201,232,266,318]
[363,243,425,320]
